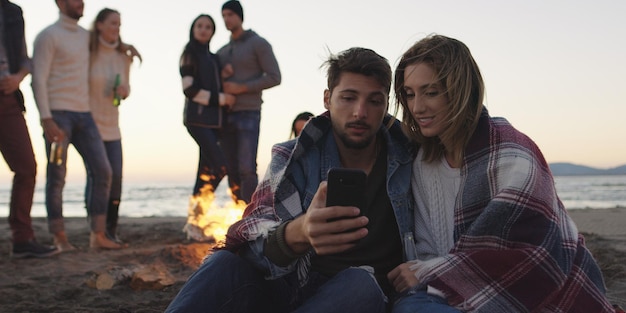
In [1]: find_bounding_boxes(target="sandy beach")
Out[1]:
[1,208,625,312]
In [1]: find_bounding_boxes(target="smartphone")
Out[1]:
[326,168,367,210]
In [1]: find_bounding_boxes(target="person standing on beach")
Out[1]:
[216,0,281,204]
[0,0,59,258]
[179,14,235,240]
[180,13,234,200]
[88,8,140,244]
[387,34,613,312]
[166,47,414,313]
[31,0,124,251]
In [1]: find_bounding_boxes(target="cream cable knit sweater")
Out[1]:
[411,148,461,261]
[88,37,131,141]
[32,13,89,120]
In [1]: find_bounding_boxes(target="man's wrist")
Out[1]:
[284,217,311,254]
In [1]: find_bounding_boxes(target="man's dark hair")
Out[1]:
[322,47,391,94]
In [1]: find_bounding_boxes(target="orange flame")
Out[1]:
[183,182,246,243]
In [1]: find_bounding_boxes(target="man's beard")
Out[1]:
[67,11,83,20]
[65,3,83,20]
[337,131,375,150]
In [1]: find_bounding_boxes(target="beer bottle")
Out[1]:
[113,74,121,106]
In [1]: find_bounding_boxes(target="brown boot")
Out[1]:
[53,231,77,252]
[89,231,127,249]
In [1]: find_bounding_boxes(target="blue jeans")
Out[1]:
[165,250,387,313]
[45,110,112,234]
[186,125,227,195]
[220,111,260,203]
[102,140,122,202]
[392,290,461,313]
[102,140,122,234]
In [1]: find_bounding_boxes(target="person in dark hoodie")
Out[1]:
[216,0,281,204]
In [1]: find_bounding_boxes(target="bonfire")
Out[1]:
[183,183,246,243]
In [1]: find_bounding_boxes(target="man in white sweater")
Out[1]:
[31,0,123,250]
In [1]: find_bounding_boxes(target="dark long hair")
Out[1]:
[290,111,314,138]
[180,14,216,68]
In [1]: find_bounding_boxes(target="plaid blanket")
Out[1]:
[417,109,613,312]
[221,112,414,284]
[222,113,333,252]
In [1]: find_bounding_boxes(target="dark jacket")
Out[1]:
[1,0,26,110]
[180,40,224,128]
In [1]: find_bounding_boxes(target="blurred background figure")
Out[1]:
[0,0,59,258]
[179,13,233,200]
[179,14,235,242]
[217,0,281,204]
[31,0,123,251]
[88,7,140,244]
[289,111,313,139]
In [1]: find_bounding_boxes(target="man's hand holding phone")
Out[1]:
[284,181,368,256]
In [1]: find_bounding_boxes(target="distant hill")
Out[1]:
[549,162,626,176]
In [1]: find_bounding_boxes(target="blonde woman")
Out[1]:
[388,34,613,312]
[88,8,139,244]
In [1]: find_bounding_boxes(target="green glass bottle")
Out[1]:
[113,73,121,106]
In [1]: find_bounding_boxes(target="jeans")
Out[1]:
[45,110,112,234]
[0,94,36,243]
[186,125,227,196]
[392,290,461,313]
[102,140,122,234]
[165,250,387,313]
[220,111,260,203]
[102,140,123,202]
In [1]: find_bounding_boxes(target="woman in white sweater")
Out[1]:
[88,8,139,244]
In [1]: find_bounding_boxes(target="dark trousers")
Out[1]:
[0,94,37,243]
[186,125,227,196]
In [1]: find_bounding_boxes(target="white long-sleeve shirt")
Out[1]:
[31,13,89,120]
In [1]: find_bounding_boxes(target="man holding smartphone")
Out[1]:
[167,47,413,313]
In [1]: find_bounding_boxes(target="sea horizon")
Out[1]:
[1,174,626,219]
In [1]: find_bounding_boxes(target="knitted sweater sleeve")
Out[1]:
[31,28,55,119]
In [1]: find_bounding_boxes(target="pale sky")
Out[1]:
[2,0,625,185]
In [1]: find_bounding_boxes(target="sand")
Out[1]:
[1,208,625,312]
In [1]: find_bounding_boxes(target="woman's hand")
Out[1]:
[122,43,142,63]
[116,84,130,99]
[219,93,236,109]
[388,261,420,293]
[221,64,233,79]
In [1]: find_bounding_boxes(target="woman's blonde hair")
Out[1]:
[394,34,484,165]
[88,8,127,61]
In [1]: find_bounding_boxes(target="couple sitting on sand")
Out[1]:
[165,35,617,312]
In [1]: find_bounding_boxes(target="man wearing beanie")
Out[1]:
[217,0,281,204]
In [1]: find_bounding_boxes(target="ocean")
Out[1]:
[1,175,626,218]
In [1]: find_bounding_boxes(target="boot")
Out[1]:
[106,199,123,243]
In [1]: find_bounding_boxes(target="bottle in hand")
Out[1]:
[49,141,63,166]
[113,73,121,106]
